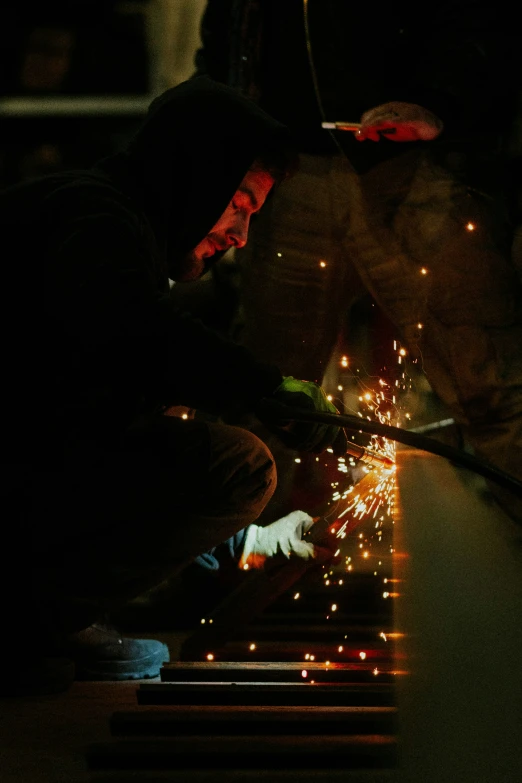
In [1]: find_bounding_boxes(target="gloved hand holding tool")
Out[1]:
[238,509,338,570]
[322,101,444,142]
[181,509,341,659]
[256,375,348,455]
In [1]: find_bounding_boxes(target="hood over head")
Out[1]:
[101,76,297,278]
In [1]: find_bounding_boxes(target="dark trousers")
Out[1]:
[5,416,276,641]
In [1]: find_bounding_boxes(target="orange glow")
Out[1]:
[240,552,266,569]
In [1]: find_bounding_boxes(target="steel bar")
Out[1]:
[137,682,395,707]
[89,773,397,783]
[110,705,397,737]
[394,449,522,783]
[160,661,394,683]
[85,735,398,771]
[215,643,391,663]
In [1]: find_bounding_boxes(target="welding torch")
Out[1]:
[335,435,393,469]
[257,399,522,497]
[322,102,444,142]
[322,121,362,132]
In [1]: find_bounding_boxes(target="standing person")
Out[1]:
[192,0,522,524]
[0,76,346,694]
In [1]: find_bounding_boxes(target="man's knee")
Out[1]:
[207,423,277,523]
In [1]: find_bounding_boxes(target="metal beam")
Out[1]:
[394,449,522,783]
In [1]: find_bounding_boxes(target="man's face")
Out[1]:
[177,169,275,281]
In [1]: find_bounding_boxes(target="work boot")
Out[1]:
[65,623,170,681]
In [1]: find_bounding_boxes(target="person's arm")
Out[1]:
[46,193,282,416]
[194,511,337,572]
[46,186,347,454]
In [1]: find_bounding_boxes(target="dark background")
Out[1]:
[0,1,154,188]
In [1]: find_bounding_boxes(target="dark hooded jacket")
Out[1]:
[0,77,293,462]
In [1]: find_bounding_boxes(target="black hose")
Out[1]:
[257,399,522,498]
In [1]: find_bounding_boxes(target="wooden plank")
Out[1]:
[89,771,398,783]
[160,662,394,683]
[137,682,395,707]
[110,705,397,736]
[85,735,398,771]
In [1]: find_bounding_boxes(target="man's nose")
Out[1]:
[229,214,250,248]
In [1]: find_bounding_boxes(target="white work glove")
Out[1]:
[355,101,444,142]
[239,510,320,570]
